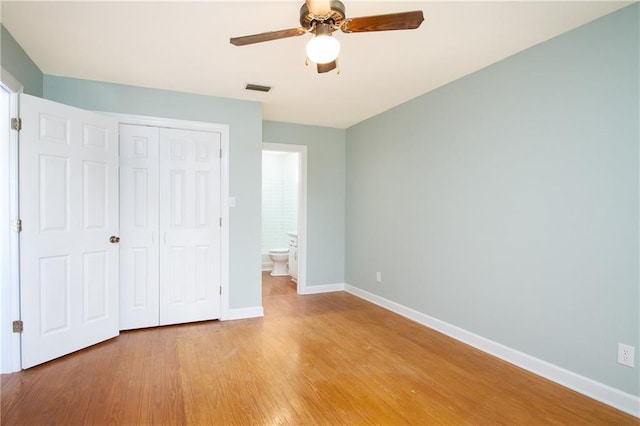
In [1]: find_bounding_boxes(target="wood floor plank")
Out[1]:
[1,272,637,425]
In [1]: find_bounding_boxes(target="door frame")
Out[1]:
[261,143,308,295]
[1,67,23,373]
[109,113,231,320]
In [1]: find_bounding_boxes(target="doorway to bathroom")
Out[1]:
[261,143,307,295]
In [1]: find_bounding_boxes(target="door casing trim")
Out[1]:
[0,69,23,373]
[262,142,308,295]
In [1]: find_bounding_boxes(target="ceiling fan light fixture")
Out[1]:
[306,24,340,64]
[230,2,425,74]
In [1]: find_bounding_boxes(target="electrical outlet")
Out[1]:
[376,272,382,283]
[617,343,635,367]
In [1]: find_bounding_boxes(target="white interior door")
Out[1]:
[159,128,221,325]
[19,94,119,369]
[119,124,159,330]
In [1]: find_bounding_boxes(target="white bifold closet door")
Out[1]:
[119,125,160,329]
[119,124,221,330]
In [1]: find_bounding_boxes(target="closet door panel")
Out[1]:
[159,128,221,325]
[119,125,160,330]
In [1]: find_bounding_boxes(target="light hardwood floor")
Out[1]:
[1,272,636,425]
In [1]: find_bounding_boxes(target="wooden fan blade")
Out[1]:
[341,11,424,33]
[230,27,306,46]
[306,0,331,17]
[317,60,337,74]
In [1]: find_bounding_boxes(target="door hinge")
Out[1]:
[12,320,23,333]
[219,148,222,159]
[219,217,222,227]
[12,219,22,233]
[11,118,22,132]
[219,286,222,295]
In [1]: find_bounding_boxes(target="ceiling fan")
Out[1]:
[230,0,424,74]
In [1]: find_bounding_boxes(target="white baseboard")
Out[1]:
[222,306,264,321]
[344,284,640,418]
[301,282,345,295]
[262,261,273,272]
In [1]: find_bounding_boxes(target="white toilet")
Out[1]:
[268,249,289,276]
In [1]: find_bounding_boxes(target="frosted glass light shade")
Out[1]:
[306,35,340,64]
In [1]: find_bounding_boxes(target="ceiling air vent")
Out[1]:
[245,83,271,93]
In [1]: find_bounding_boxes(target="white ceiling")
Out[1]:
[1,1,631,128]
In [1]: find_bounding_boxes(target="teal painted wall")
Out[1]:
[346,4,639,396]
[263,121,346,286]
[43,75,263,311]
[0,24,43,96]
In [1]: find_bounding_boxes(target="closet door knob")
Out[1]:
[110,236,120,244]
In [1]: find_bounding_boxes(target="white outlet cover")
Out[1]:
[617,343,635,367]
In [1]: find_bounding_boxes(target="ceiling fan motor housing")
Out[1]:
[300,0,346,30]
